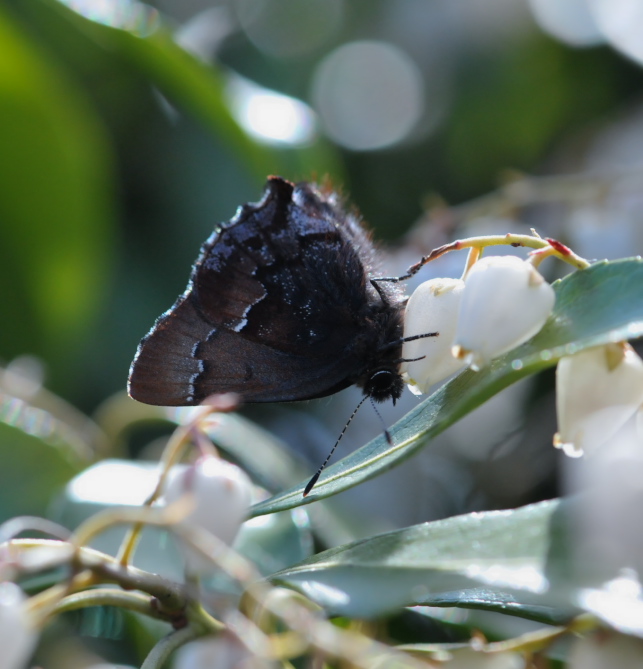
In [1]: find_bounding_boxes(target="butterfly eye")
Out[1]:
[365,369,403,404]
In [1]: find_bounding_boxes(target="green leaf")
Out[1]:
[270,499,576,622]
[252,258,643,516]
[0,4,115,375]
[27,0,341,181]
[0,420,81,523]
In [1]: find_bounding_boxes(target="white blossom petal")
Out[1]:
[453,255,555,370]
[555,343,643,456]
[163,456,253,574]
[401,278,466,394]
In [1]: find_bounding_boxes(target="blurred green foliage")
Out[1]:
[0,422,79,519]
[0,1,114,393]
[0,0,640,412]
[2,4,643,665]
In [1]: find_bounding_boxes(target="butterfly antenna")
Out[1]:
[369,397,393,445]
[304,395,368,497]
[378,331,438,353]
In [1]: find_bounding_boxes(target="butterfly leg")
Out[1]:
[372,239,462,284]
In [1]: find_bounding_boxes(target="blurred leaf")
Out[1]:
[52,0,271,178]
[205,413,311,493]
[205,412,361,547]
[27,0,340,181]
[0,421,81,522]
[271,498,576,622]
[0,4,115,381]
[444,37,624,193]
[234,508,314,578]
[252,258,643,515]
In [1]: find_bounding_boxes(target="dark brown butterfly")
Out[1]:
[128,177,417,409]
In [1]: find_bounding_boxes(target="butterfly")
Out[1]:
[128,177,426,410]
[128,177,439,494]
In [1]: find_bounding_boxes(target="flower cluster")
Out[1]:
[400,236,643,466]
[401,254,556,392]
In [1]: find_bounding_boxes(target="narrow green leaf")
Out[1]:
[252,258,643,515]
[0,4,115,370]
[270,499,575,622]
[0,422,81,523]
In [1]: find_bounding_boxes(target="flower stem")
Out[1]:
[462,245,482,278]
[52,587,160,618]
[115,404,218,566]
[449,234,589,270]
[392,232,590,283]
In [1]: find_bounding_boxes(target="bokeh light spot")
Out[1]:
[590,0,643,66]
[59,0,159,35]
[528,0,604,46]
[311,40,425,151]
[226,75,317,146]
[236,0,343,59]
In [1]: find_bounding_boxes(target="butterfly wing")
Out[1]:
[128,177,387,405]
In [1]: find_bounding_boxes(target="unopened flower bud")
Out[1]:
[401,278,466,394]
[452,255,555,370]
[164,456,253,573]
[554,343,643,456]
[0,582,37,669]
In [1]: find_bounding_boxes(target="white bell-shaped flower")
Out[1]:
[164,456,253,573]
[401,278,466,395]
[0,582,37,669]
[554,343,643,457]
[452,255,555,370]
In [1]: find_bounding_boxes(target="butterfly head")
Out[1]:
[362,367,405,405]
